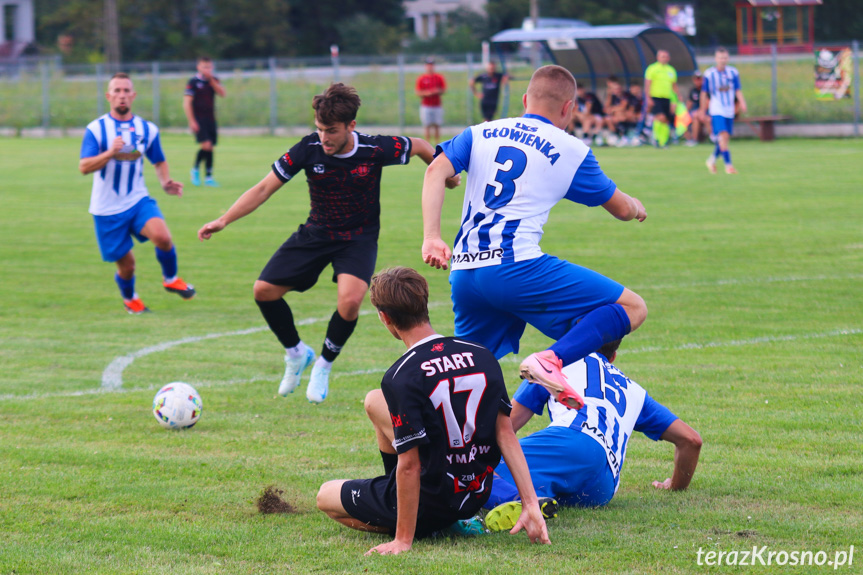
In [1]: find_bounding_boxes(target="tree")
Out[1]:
[336,14,403,56]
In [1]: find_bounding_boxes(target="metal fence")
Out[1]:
[0,46,859,135]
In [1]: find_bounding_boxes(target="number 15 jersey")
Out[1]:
[438,114,617,270]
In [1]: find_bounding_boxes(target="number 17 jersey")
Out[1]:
[438,114,617,270]
[381,335,511,514]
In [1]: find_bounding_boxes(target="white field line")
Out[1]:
[99,272,863,390]
[5,274,860,402]
[99,305,428,390]
[1,327,857,403]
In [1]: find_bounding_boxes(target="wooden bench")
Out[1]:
[739,115,792,142]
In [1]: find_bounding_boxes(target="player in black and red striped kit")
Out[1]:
[316,267,549,555]
[183,57,225,187]
[197,84,459,404]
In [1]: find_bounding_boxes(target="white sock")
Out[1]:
[163,276,177,284]
[315,356,333,371]
[285,342,307,359]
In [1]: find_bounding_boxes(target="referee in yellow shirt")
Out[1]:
[644,50,681,147]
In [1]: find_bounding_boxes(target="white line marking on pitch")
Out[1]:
[89,273,861,392]
[2,327,859,403]
[100,312,376,390]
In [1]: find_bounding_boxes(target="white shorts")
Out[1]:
[420,105,444,127]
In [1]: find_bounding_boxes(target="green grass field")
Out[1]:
[1,135,861,574]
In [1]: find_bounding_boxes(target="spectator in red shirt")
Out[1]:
[415,57,447,144]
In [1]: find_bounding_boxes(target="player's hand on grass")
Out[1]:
[198,219,226,241]
[163,179,183,197]
[511,502,551,545]
[444,174,461,189]
[365,539,412,556]
[422,237,451,270]
[652,478,673,490]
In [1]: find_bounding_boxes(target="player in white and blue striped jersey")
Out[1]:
[79,73,194,314]
[483,338,701,518]
[422,65,648,409]
[701,47,748,174]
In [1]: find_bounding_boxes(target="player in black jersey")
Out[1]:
[316,267,549,555]
[183,57,225,187]
[197,84,459,404]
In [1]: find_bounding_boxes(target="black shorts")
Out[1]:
[258,225,378,290]
[195,117,218,145]
[480,101,497,122]
[340,475,479,539]
[650,97,674,121]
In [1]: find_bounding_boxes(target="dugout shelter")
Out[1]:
[490,23,698,93]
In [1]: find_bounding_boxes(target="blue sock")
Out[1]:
[712,142,720,159]
[155,246,178,280]
[721,150,731,165]
[115,273,135,300]
[549,303,631,366]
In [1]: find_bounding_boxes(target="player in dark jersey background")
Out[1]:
[183,56,225,187]
[316,267,549,555]
[197,84,459,405]
[472,60,509,122]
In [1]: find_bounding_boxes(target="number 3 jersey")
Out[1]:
[437,113,617,270]
[381,335,511,513]
[514,353,678,491]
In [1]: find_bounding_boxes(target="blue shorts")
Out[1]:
[450,255,624,359]
[92,196,163,262]
[711,115,734,136]
[487,426,616,508]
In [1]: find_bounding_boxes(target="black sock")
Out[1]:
[255,299,301,349]
[194,149,206,169]
[381,451,398,475]
[321,311,358,362]
[204,150,214,176]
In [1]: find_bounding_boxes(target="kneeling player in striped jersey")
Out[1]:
[483,337,702,529]
[316,267,550,555]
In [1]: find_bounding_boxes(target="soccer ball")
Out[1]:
[152,382,202,429]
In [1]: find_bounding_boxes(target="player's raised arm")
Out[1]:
[421,153,457,270]
[198,171,284,240]
[601,189,646,222]
[409,137,435,164]
[495,411,550,544]
[652,419,702,491]
[209,76,226,98]
[78,136,124,175]
[409,138,461,188]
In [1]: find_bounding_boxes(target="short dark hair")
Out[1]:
[597,339,622,360]
[110,72,130,82]
[607,76,620,84]
[369,267,430,331]
[715,46,729,55]
[312,83,361,125]
[198,56,213,63]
